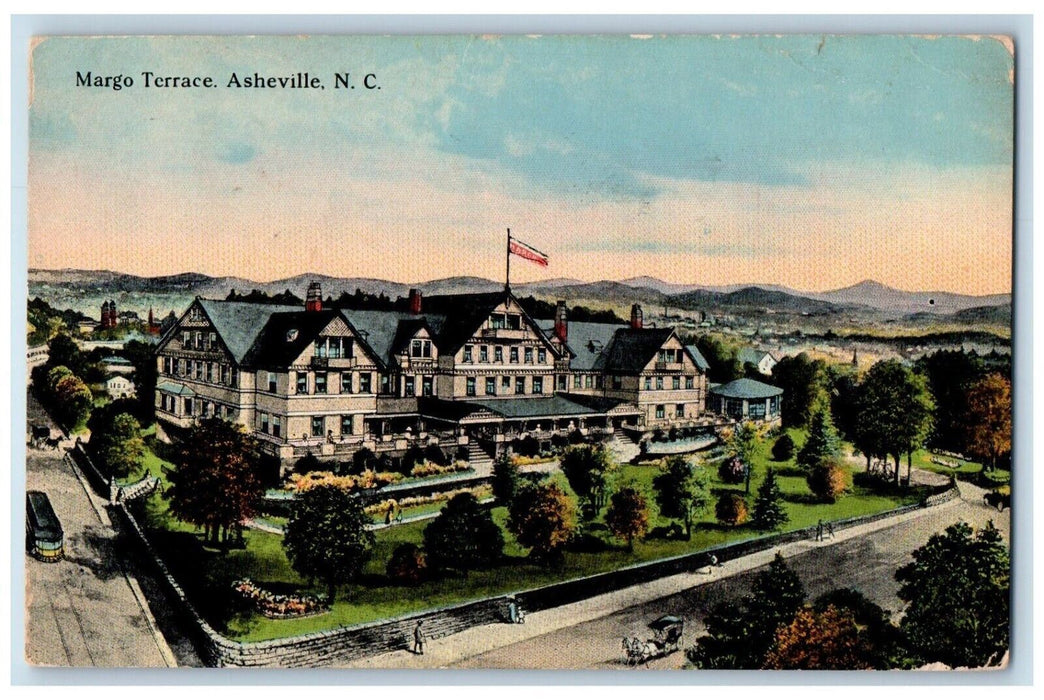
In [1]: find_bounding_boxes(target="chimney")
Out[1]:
[305,282,323,312]
[630,303,643,330]
[408,288,422,315]
[554,300,568,342]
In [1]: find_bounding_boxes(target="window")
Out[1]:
[208,332,217,349]
[184,398,194,416]
[422,376,433,396]
[490,313,506,329]
[268,372,277,393]
[260,412,269,433]
[502,376,511,389]
[655,404,665,419]
[673,376,681,390]
[485,377,496,395]
[314,338,327,358]
[231,368,239,388]
[410,339,432,358]
[524,348,534,363]
[494,346,504,363]
[612,376,622,390]
[222,365,231,385]
[644,377,652,390]
[516,376,526,394]
[510,347,519,363]
[404,376,415,396]
[538,349,547,363]
[507,314,522,330]
[466,377,476,396]
[194,361,202,380]
[341,372,352,394]
[480,346,489,363]
[749,402,766,420]
[311,416,324,437]
[557,375,567,390]
[585,375,593,389]
[463,345,473,363]
[656,376,664,390]
[207,363,215,383]
[163,357,172,374]
[194,331,202,349]
[225,405,234,420]
[315,372,327,394]
[574,375,582,389]
[686,376,694,389]
[182,331,191,346]
[177,359,186,376]
[297,372,308,394]
[272,416,282,438]
[380,374,391,394]
[341,415,353,435]
[596,376,604,389]
[359,373,372,393]
[676,403,685,418]
[533,377,544,394]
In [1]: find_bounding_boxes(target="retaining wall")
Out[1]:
[121,483,958,667]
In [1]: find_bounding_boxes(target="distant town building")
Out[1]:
[738,347,779,375]
[100,300,118,329]
[708,378,783,423]
[77,319,99,336]
[102,355,134,375]
[106,375,136,399]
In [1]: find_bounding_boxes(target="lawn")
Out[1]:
[138,427,929,643]
[906,449,1010,487]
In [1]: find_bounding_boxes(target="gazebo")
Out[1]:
[708,378,783,422]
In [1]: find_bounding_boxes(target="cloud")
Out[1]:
[217,142,257,164]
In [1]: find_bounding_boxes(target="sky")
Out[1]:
[28,35,1014,294]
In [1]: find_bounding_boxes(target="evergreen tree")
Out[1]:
[770,433,796,462]
[560,443,615,519]
[797,407,841,472]
[491,451,521,507]
[423,493,504,575]
[652,455,711,538]
[752,468,789,531]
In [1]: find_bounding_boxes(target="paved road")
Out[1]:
[348,475,1007,670]
[23,392,186,668]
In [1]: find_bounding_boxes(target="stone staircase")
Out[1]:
[609,431,643,464]
[467,441,495,475]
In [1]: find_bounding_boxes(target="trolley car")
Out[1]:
[26,491,64,561]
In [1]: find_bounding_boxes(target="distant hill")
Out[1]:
[807,279,1010,315]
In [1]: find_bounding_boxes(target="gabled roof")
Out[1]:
[684,344,711,372]
[537,320,622,371]
[738,347,774,366]
[196,299,293,363]
[709,377,783,399]
[348,310,445,365]
[420,292,508,353]
[600,327,676,373]
[241,309,345,369]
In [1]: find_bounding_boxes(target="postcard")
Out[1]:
[24,33,1013,671]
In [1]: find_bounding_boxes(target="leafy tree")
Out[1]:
[48,333,87,377]
[423,493,504,575]
[652,455,711,538]
[53,374,93,429]
[294,452,323,474]
[166,418,265,550]
[46,364,74,390]
[385,543,428,586]
[772,353,829,428]
[807,457,848,503]
[559,443,615,519]
[826,364,861,441]
[764,605,871,670]
[284,484,375,600]
[715,493,749,526]
[694,334,742,383]
[915,350,985,452]
[89,412,145,479]
[506,482,576,563]
[770,433,796,462]
[121,339,158,425]
[796,407,841,472]
[604,487,650,551]
[687,552,806,669]
[717,456,746,484]
[855,360,935,485]
[964,373,1012,473]
[752,468,789,531]
[351,446,376,474]
[726,421,759,493]
[895,521,1009,668]
[813,588,908,669]
[491,451,522,507]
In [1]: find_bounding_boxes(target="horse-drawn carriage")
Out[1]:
[984,489,1010,511]
[622,615,684,666]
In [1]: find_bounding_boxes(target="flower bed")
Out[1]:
[364,485,491,516]
[232,578,329,619]
[285,470,403,493]
[409,460,470,478]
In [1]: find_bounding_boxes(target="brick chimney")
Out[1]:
[630,303,643,329]
[408,288,422,315]
[554,300,568,342]
[305,282,323,312]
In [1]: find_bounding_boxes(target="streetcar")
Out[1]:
[26,490,64,561]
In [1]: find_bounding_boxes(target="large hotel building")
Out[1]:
[153,283,775,465]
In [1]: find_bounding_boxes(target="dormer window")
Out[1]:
[491,313,506,330]
[286,329,299,342]
[410,339,432,358]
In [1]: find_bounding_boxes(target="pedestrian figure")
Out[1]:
[385,507,393,525]
[826,521,835,539]
[413,620,425,655]
[396,509,403,523]
[508,598,518,624]
[816,519,824,542]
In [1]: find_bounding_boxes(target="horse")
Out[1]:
[621,636,656,666]
[983,491,1010,512]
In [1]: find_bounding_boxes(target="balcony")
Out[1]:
[480,328,528,340]
[310,356,329,369]
[655,361,684,372]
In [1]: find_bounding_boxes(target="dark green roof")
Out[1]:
[684,344,711,372]
[709,378,783,399]
[465,395,607,420]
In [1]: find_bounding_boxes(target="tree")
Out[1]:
[752,468,789,530]
[604,487,650,551]
[694,334,742,383]
[422,492,504,574]
[807,457,848,502]
[350,446,376,474]
[895,521,1009,668]
[48,333,87,377]
[652,455,711,538]
[559,443,615,519]
[166,418,265,550]
[764,605,871,670]
[813,588,908,670]
[284,484,375,600]
[687,552,806,669]
[122,339,158,425]
[915,350,985,453]
[964,373,1012,473]
[726,421,759,493]
[772,353,829,428]
[717,456,746,485]
[506,482,576,563]
[770,433,795,462]
[386,543,428,586]
[796,407,841,472]
[855,360,935,485]
[491,451,522,507]
[715,493,749,526]
[89,412,145,479]
[53,374,93,429]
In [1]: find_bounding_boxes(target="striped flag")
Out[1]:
[509,236,549,267]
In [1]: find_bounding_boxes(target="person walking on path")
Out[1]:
[816,519,824,542]
[413,621,426,655]
[826,521,835,539]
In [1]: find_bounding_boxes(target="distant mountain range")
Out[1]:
[28,268,1010,320]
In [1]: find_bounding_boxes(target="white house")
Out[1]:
[106,375,136,399]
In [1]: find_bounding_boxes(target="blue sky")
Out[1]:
[29,34,1013,293]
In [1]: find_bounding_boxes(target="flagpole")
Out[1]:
[505,228,511,294]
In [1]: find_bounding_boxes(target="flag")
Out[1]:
[509,236,549,267]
